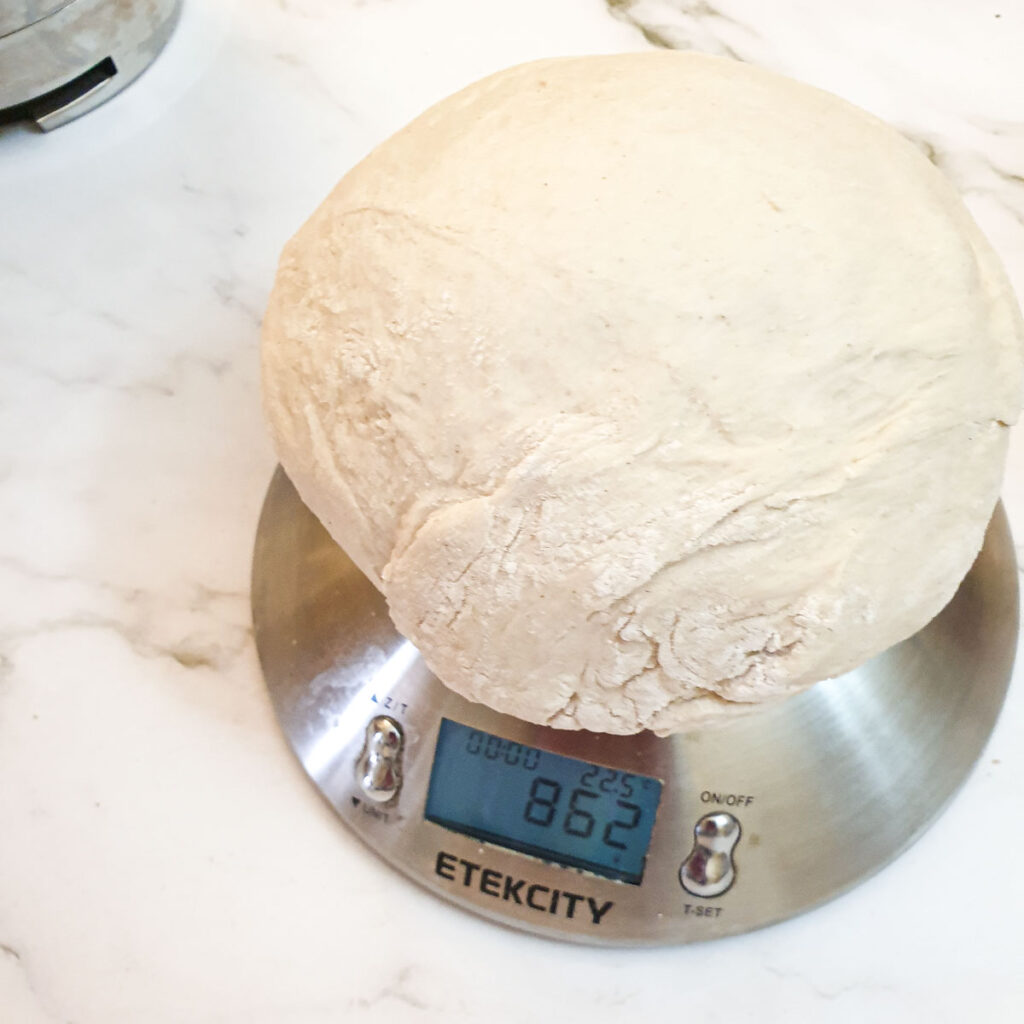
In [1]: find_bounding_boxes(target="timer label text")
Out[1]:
[683,903,723,918]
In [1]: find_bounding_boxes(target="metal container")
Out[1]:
[0,0,182,129]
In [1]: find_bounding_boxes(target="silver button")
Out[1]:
[680,812,740,898]
[356,716,404,803]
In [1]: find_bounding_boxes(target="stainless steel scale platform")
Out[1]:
[252,467,1017,945]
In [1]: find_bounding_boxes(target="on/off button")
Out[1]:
[679,812,741,898]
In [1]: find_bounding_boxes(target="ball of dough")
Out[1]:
[262,53,1023,735]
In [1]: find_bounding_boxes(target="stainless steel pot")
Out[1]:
[0,0,182,129]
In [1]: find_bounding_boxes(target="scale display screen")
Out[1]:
[425,718,663,885]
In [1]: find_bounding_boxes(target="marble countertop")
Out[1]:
[2,1,1023,1020]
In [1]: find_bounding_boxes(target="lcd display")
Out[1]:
[424,719,662,885]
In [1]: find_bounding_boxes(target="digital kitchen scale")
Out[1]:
[251,467,1018,945]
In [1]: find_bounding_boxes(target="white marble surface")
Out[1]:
[2,1,1024,1020]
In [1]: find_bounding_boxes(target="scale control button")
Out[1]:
[680,812,740,898]
[356,716,404,803]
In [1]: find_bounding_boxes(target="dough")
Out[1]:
[262,52,1023,735]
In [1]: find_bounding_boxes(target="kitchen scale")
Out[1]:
[252,467,1018,945]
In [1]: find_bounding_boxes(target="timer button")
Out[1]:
[356,716,404,803]
[680,812,740,898]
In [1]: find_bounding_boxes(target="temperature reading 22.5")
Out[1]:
[425,719,663,885]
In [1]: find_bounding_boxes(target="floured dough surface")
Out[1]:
[262,52,1023,735]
